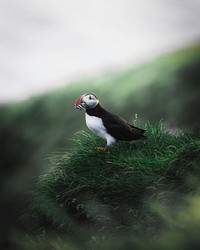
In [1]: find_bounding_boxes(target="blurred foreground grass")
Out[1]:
[14,122,200,250]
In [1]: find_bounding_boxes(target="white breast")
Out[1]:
[85,113,116,146]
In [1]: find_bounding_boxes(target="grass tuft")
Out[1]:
[27,122,200,249]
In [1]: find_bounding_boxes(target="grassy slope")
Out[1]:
[20,122,200,250]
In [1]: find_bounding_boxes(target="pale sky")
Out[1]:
[0,0,200,103]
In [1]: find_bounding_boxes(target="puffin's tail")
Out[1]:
[129,125,149,140]
[140,134,148,140]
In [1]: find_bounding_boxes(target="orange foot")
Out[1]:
[96,146,109,151]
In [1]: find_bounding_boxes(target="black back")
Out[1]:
[86,104,147,141]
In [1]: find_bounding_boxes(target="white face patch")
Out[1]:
[85,113,116,146]
[82,94,99,109]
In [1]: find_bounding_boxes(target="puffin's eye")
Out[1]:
[89,96,92,100]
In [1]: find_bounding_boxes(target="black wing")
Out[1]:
[101,110,146,141]
[127,123,146,133]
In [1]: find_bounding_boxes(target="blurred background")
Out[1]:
[1,0,200,103]
[0,0,200,249]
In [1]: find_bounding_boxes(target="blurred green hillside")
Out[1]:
[0,44,200,248]
[1,44,200,176]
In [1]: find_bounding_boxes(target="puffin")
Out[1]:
[75,93,147,151]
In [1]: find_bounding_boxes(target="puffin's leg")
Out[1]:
[96,146,109,151]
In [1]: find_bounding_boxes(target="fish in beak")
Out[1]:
[75,96,86,111]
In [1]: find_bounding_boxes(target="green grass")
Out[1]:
[19,122,200,250]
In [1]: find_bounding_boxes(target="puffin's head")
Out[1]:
[75,93,99,111]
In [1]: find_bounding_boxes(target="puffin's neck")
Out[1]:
[86,104,105,116]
